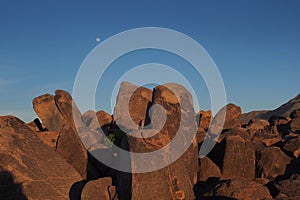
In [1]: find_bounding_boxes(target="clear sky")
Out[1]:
[0,0,300,122]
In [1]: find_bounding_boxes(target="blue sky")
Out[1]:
[0,0,300,122]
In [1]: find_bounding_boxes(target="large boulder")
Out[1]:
[0,116,82,199]
[209,135,255,179]
[257,147,291,179]
[121,83,198,200]
[32,90,100,179]
[114,82,152,131]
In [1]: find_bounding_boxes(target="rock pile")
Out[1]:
[0,82,300,199]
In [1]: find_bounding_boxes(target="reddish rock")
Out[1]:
[274,174,300,199]
[290,109,300,119]
[290,117,300,133]
[197,157,221,181]
[218,127,251,142]
[257,147,291,179]
[216,135,255,179]
[81,177,117,200]
[246,118,269,136]
[36,131,59,149]
[32,93,65,131]
[33,90,89,178]
[252,132,282,147]
[282,137,300,158]
[201,179,272,199]
[0,116,82,199]
[114,82,152,131]
[123,83,198,200]
[210,103,242,135]
[196,110,212,131]
[96,110,113,130]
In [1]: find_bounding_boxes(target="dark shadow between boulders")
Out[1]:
[0,170,28,200]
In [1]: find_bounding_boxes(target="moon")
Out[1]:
[96,37,101,43]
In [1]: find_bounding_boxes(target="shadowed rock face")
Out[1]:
[0,116,82,199]
[32,90,89,178]
[257,147,291,179]
[209,135,255,180]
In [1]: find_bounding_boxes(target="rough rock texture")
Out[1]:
[239,110,269,125]
[275,174,300,199]
[209,135,255,179]
[210,103,242,135]
[197,157,221,181]
[252,132,282,147]
[290,117,300,133]
[0,116,82,199]
[36,131,59,149]
[123,83,198,200]
[200,179,272,200]
[96,110,113,129]
[114,82,152,131]
[290,109,300,119]
[218,127,251,141]
[282,137,300,158]
[82,110,101,131]
[257,147,291,179]
[196,110,211,131]
[32,90,90,178]
[246,118,270,136]
[81,177,117,200]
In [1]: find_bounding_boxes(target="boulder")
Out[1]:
[257,147,291,179]
[200,179,272,199]
[0,116,82,199]
[274,174,300,199]
[210,103,242,135]
[196,110,211,131]
[252,132,282,147]
[96,110,113,130]
[282,137,300,158]
[82,110,101,131]
[197,157,221,181]
[33,90,98,179]
[121,83,198,200]
[81,177,117,200]
[218,127,251,141]
[290,117,300,134]
[290,109,300,119]
[113,82,152,131]
[246,118,269,136]
[209,135,255,179]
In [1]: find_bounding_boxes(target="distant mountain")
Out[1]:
[240,93,300,124]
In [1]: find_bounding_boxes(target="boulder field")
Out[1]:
[1,82,300,199]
